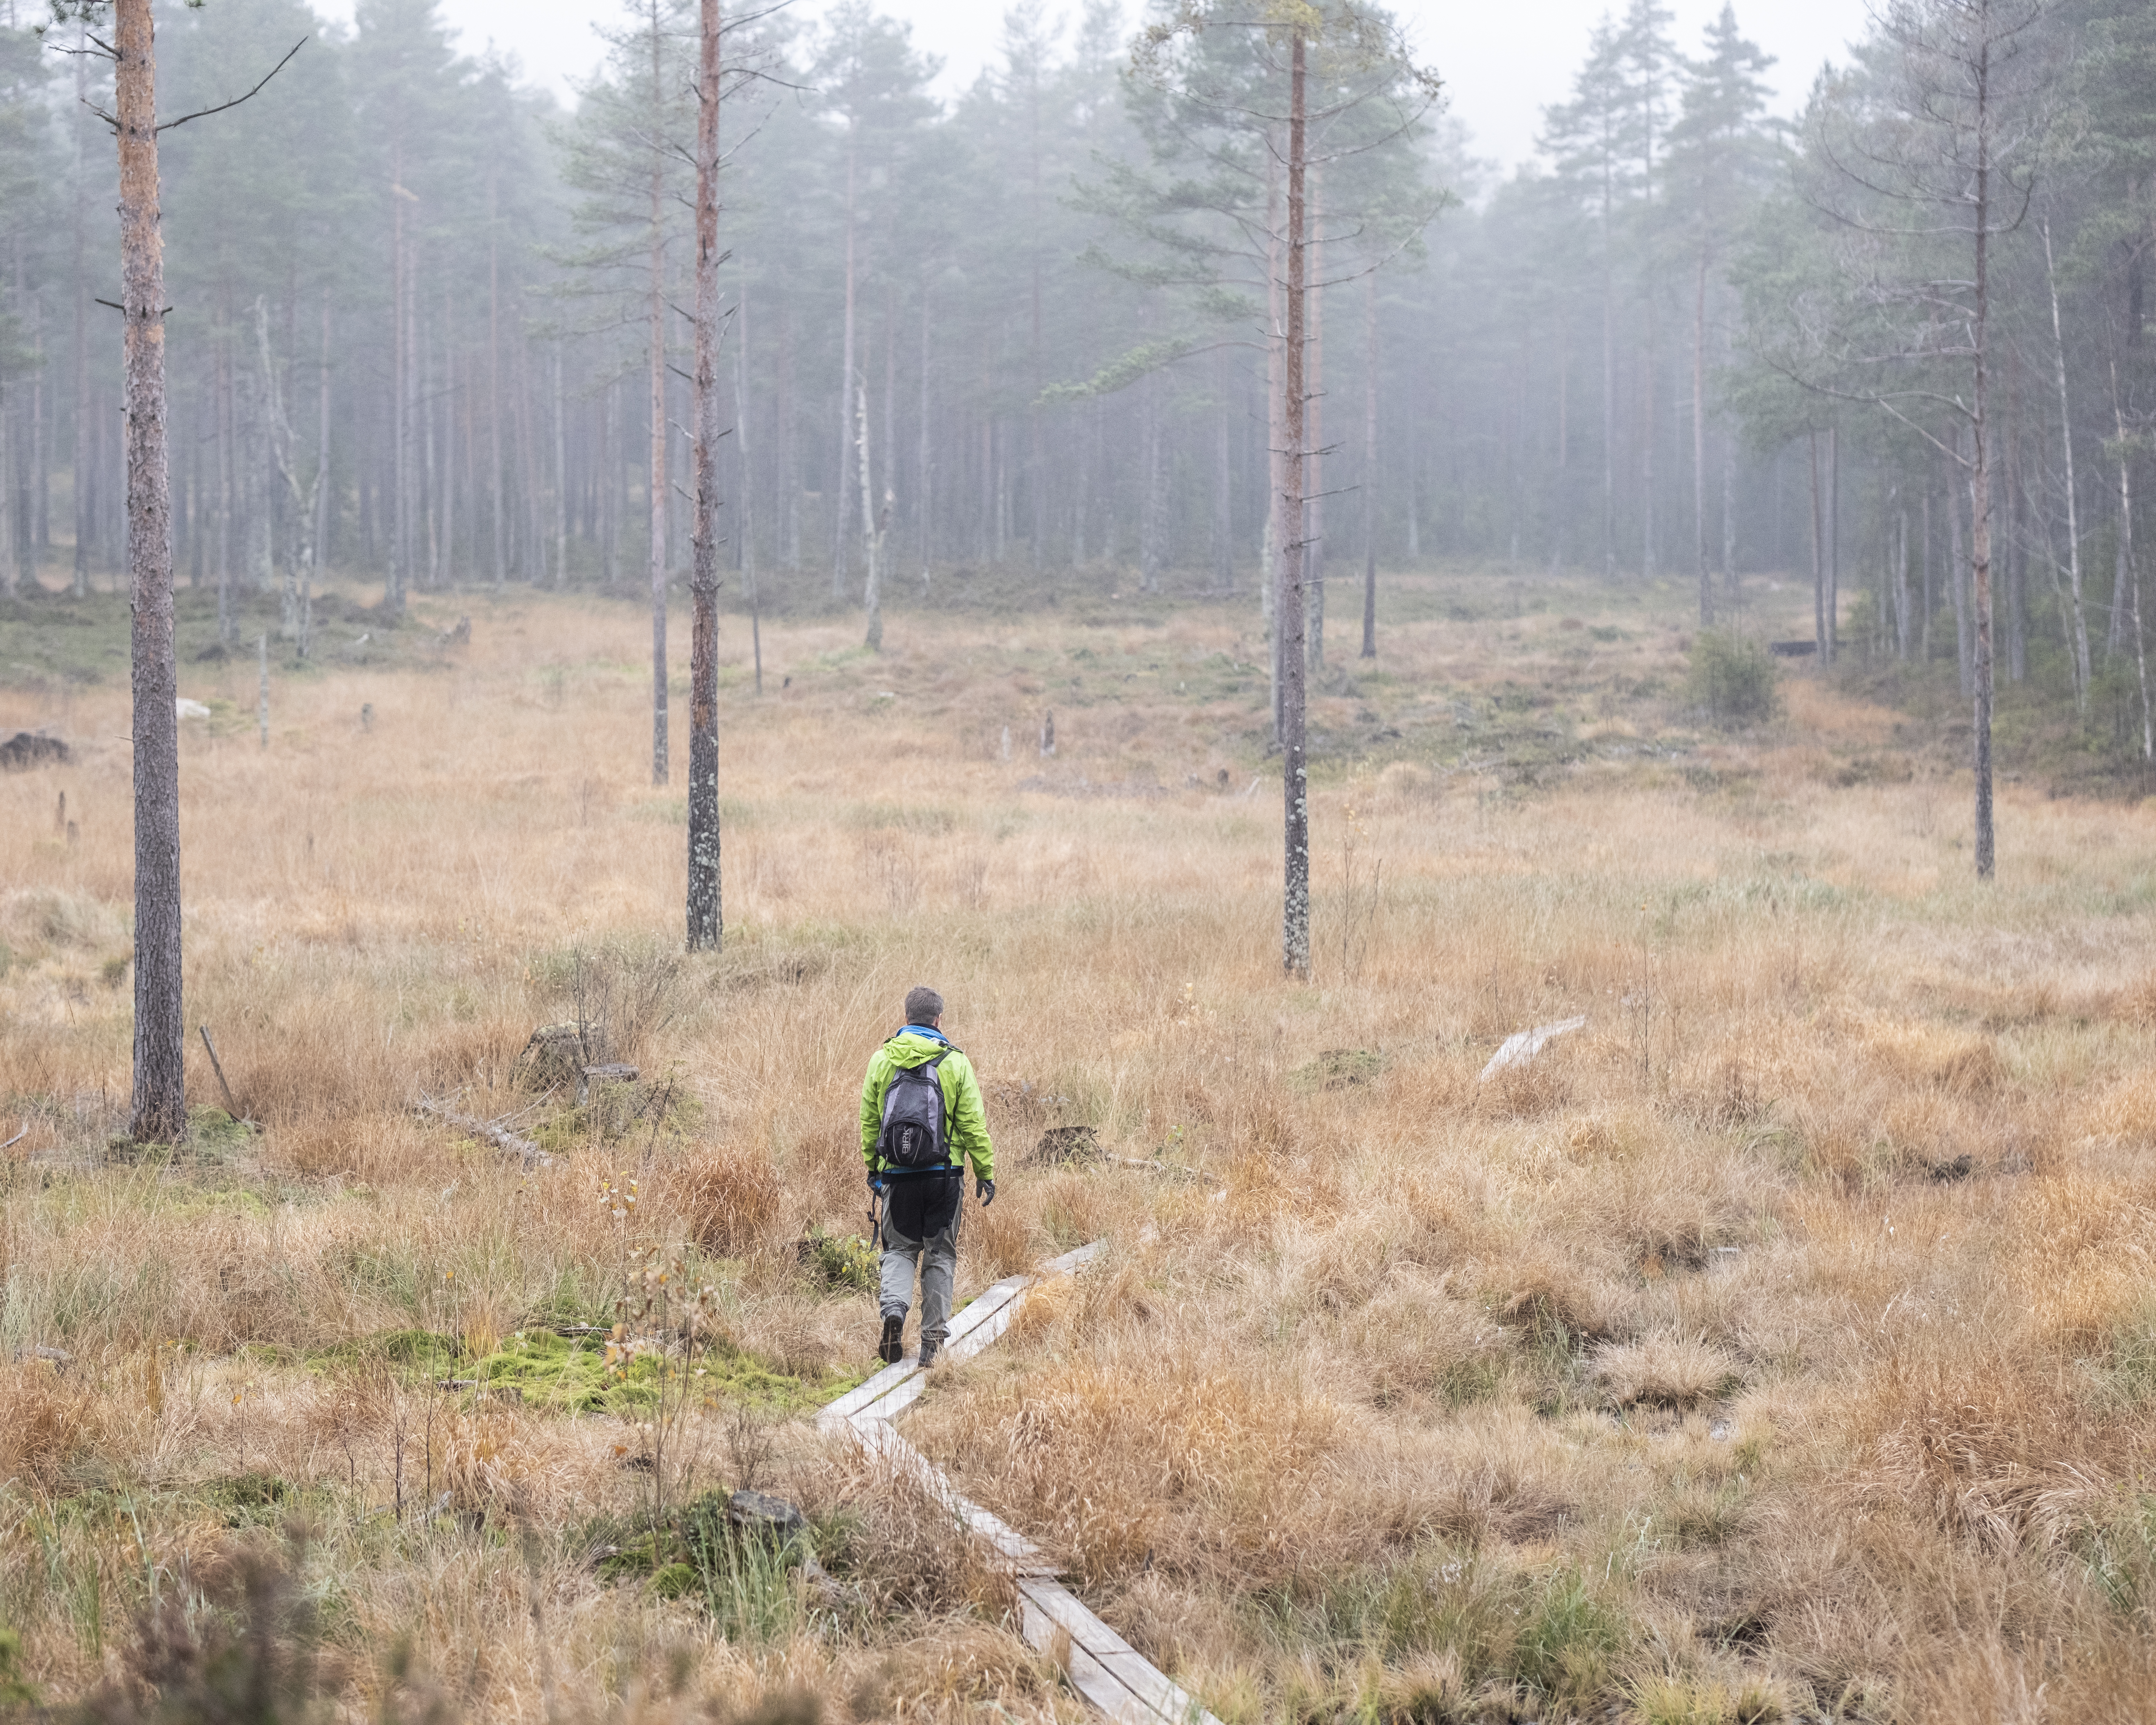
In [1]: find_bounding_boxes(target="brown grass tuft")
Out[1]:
[667,1140,785,1257]
[1591,1333,1742,1410]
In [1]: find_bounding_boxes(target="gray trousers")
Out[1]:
[878,1172,962,1348]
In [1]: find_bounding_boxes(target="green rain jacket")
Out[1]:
[859,1027,995,1181]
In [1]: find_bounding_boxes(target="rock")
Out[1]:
[0,732,68,771]
[727,1489,806,1542]
[176,698,212,720]
[1035,1125,1100,1164]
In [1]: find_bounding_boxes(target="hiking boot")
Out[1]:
[877,1314,904,1366]
[917,1339,939,1369]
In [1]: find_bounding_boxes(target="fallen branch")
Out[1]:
[2,1125,26,1153]
[411,1098,554,1169]
[1478,1015,1588,1082]
[1106,1154,1211,1181]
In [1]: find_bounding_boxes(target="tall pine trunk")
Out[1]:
[117,0,183,1142]
[1360,268,1378,659]
[647,3,669,785]
[73,35,91,598]
[685,0,724,952]
[1969,34,1996,879]
[1280,31,1311,982]
[1693,250,1710,625]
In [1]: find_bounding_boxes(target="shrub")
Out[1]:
[1685,630,1779,726]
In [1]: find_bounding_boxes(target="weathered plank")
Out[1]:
[827,1232,1220,1725]
[1477,1015,1588,1081]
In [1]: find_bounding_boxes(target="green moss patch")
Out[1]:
[464,1331,863,1416]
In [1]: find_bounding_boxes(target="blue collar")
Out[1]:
[900,1024,950,1044]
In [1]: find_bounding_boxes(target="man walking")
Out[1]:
[860,985,996,1368]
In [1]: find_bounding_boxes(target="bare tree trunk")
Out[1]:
[437,285,454,589]
[738,279,760,692]
[547,341,563,589]
[114,0,183,1142]
[1305,171,1325,675]
[1693,249,1710,625]
[390,152,408,612]
[1599,139,1615,580]
[1721,395,1738,608]
[1808,430,1826,658]
[646,4,669,785]
[1215,345,1235,595]
[918,280,932,583]
[72,33,91,598]
[1951,448,1972,694]
[1280,30,1310,983]
[685,0,723,953]
[1139,369,1160,593]
[834,128,856,602]
[0,377,13,597]
[307,291,327,654]
[1895,502,1910,659]
[1265,133,1285,743]
[488,172,505,592]
[2117,370,2152,760]
[1826,424,1839,664]
[1360,267,1378,659]
[215,328,231,640]
[859,381,882,649]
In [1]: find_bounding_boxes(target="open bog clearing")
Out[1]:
[4,571,2156,1723]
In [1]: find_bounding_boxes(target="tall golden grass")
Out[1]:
[3,575,2155,1721]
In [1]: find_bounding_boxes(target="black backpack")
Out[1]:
[877,1054,950,1171]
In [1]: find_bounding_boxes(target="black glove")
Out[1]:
[867,1171,886,1192]
[977,1177,996,1207]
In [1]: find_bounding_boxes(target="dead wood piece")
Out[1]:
[577,1062,638,1106]
[20,1345,74,1367]
[1478,1015,1588,1082]
[0,732,70,771]
[511,1023,589,1092]
[411,1098,554,1169]
[1106,1155,1209,1180]
[1035,1125,1100,1164]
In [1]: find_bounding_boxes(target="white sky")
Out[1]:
[312,0,1879,174]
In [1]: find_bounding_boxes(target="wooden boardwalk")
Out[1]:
[818,1243,1217,1725]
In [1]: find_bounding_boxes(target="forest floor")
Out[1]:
[3,564,2156,1724]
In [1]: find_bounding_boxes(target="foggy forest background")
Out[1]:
[1,0,2153,757]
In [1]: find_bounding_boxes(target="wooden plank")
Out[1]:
[850,1420,1053,1570]
[817,1358,917,1428]
[1040,1240,1106,1277]
[826,1235,1219,1725]
[1019,1581,1209,1725]
[946,1275,1030,1338]
[855,1371,930,1424]
[827,1277,1033,1427]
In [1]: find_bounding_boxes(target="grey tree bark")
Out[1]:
[685,0,723,953]
[646,2,669,785]
[1361,268,1378,659]
[116,0,184,1142]
[1280,30,1311,982]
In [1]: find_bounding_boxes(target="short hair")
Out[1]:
[904,985,945,1025]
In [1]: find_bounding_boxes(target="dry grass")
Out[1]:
[4,567,2156,1720]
